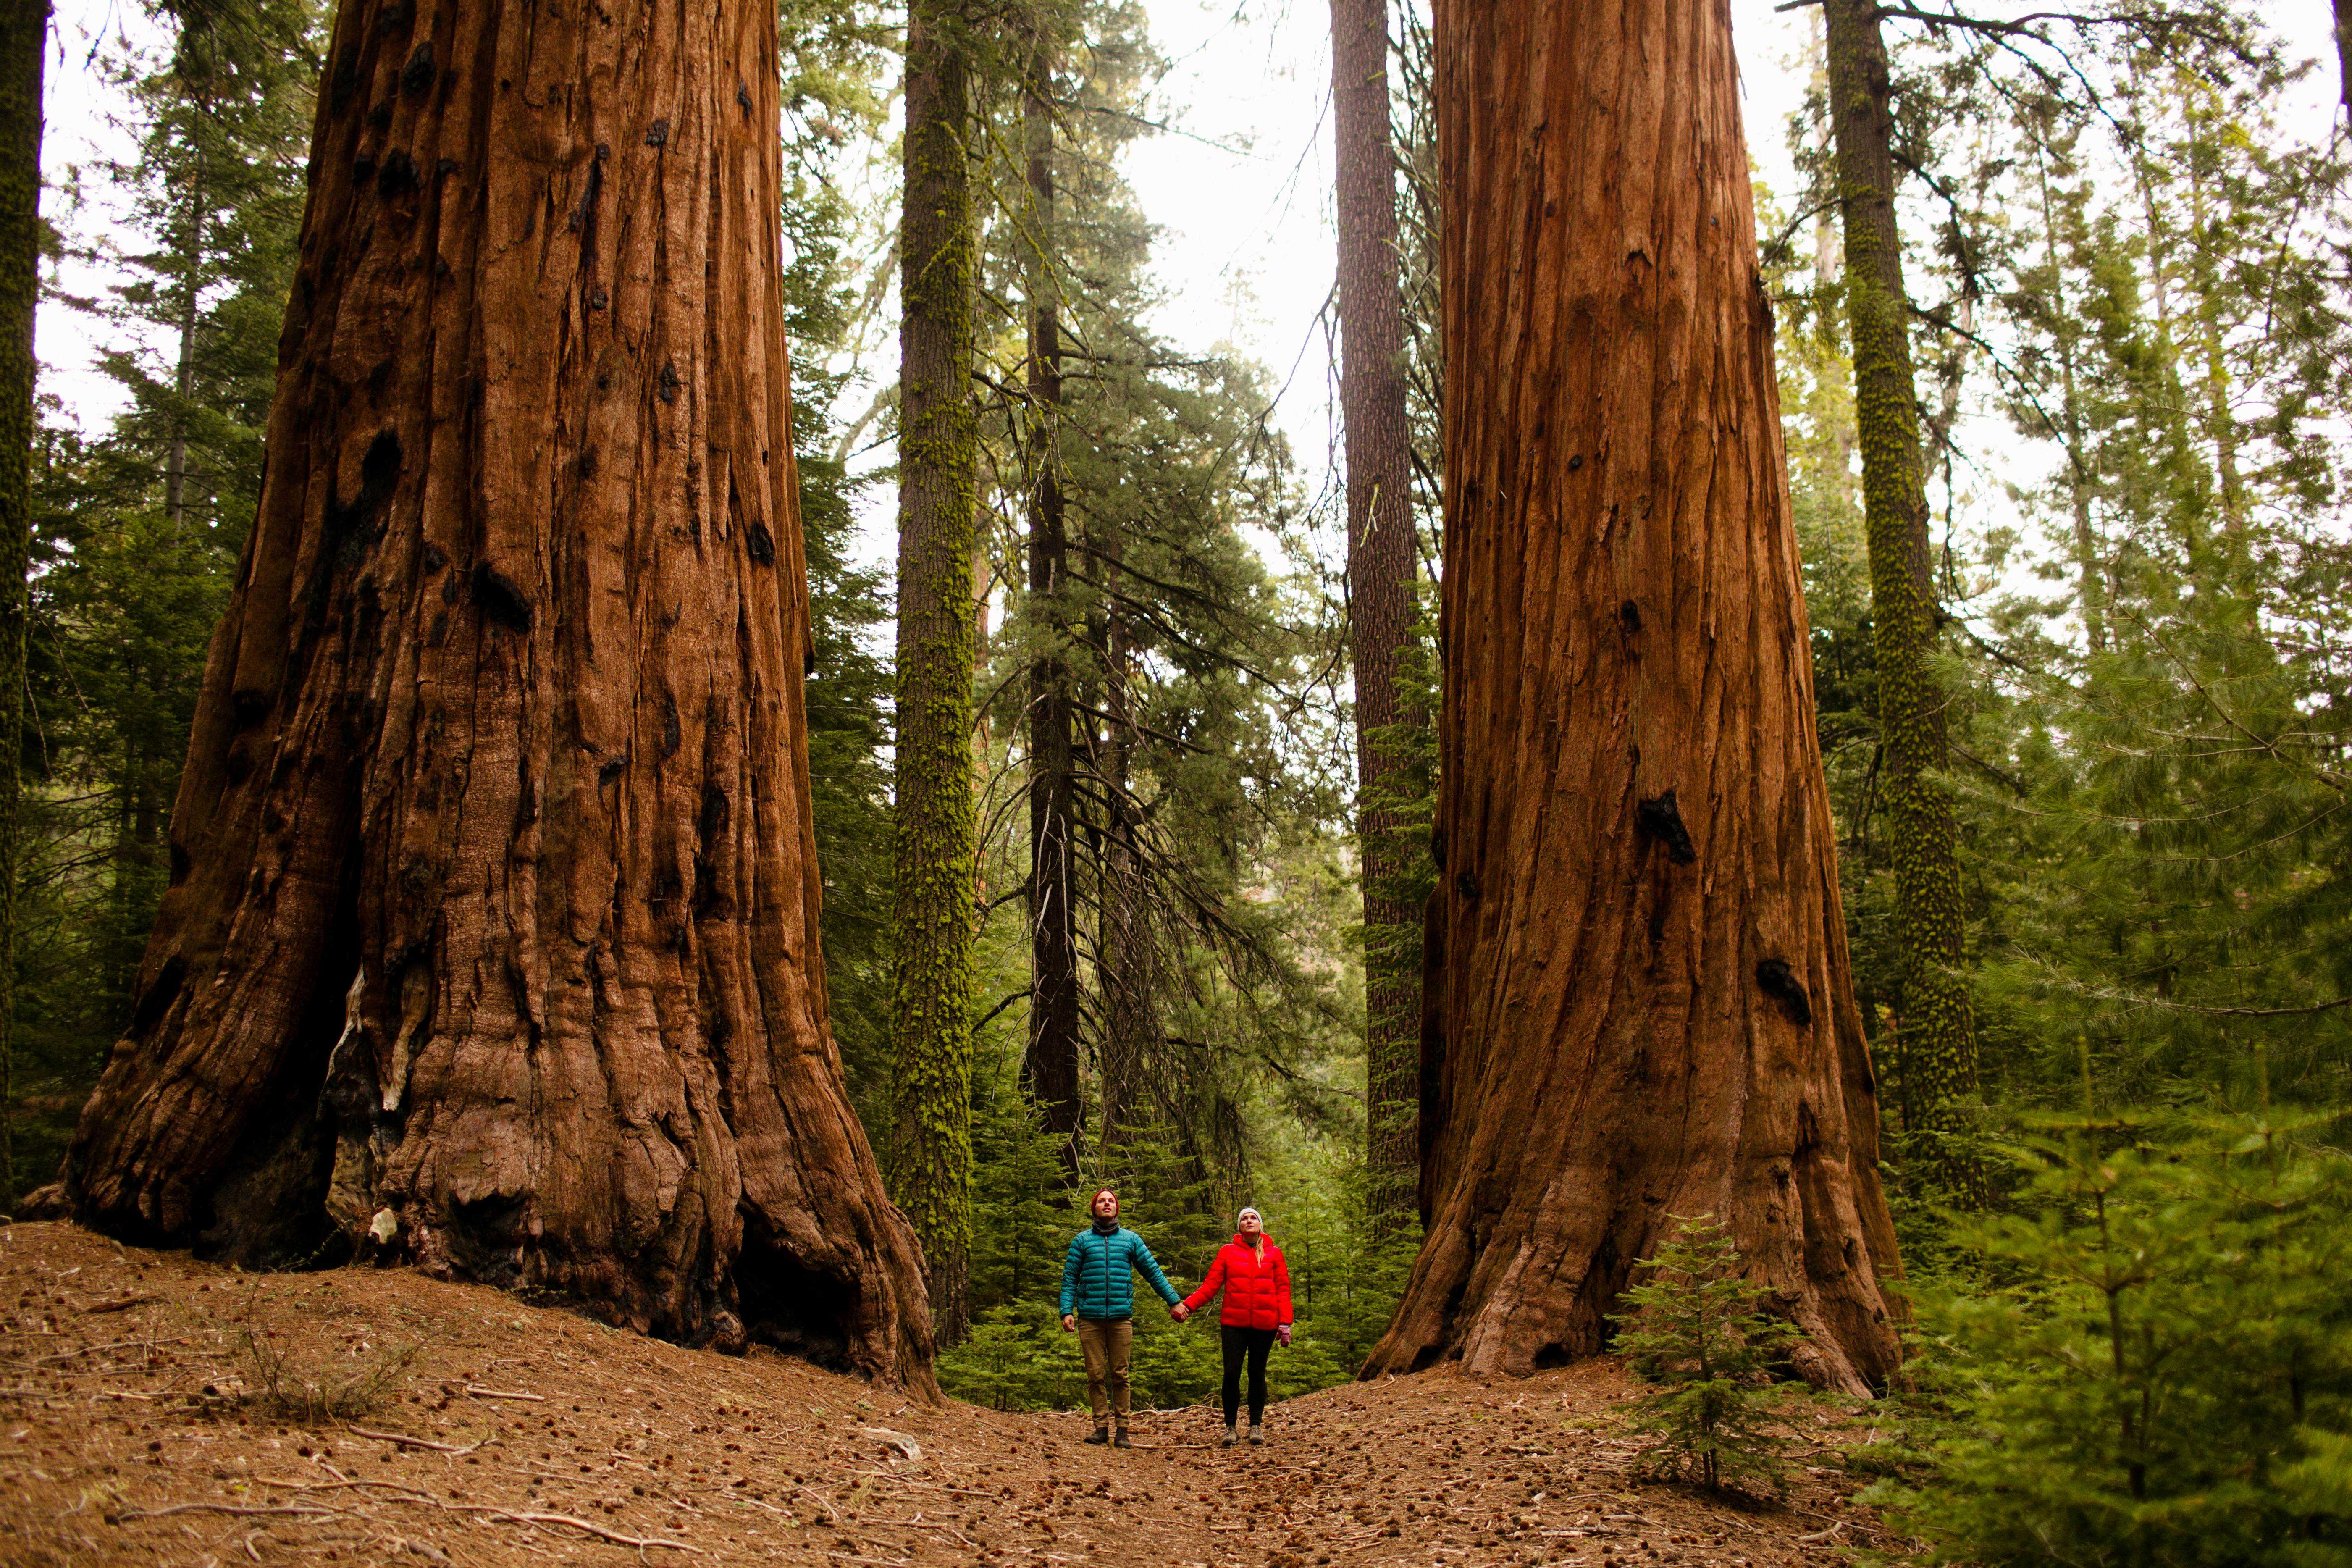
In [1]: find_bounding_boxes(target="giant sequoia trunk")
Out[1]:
[65,0,936,1391]
[1328,0,1423,1208]
[1823,0,1977,1192]
[1362,0,1903,1394]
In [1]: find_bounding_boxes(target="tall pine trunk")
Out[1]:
[1328,0,1422,1216]
[1020,32,1082,1181]
[0,0,43,1213]
[1364,0,1903,1393]
[891,0,979,1346]
[65,0,935,1389]
[1823,0,1977,1193]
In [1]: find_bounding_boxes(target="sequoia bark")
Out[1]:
[1364,0,1903,1394]
[66,0,936,1391]
[1328,0,1423,1208]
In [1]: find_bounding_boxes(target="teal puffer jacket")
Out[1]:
[1059,1225,1182,1321]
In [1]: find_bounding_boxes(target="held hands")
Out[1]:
[1170,1303,1189,1323]
[1062,1314,1076,1333]
[1277,1324,1292,1347]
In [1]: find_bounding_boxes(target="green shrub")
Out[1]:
[1867,1108,2352,1566]
[1610,1215,1808,1494]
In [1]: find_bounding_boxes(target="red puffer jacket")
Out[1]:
[1182,1236,1293,1330]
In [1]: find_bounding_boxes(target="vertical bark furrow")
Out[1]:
[67,0,935,1392]
[1365,0,1900,1394]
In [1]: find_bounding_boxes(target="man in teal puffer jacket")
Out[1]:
[1059,1187,1184,1448]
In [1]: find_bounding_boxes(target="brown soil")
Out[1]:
[1,1221,1897,1568]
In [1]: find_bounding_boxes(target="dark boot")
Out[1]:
[1113,1429,1131,1449]
[1083,1426,1109,1445]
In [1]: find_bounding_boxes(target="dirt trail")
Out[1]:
[1,1222,1894,1567]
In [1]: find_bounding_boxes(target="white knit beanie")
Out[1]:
[1237,1206,1262,1228]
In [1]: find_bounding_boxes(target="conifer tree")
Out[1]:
[0,0,43,1209]
[892,0,982,1343]
[1822,0,1980,1197]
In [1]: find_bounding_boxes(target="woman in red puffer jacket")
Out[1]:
[1175,1208,1293,1445]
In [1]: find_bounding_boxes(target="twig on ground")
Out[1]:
[462,1385,546,1403]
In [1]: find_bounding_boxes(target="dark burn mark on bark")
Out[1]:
[421,543,447,574]
[367,102,394,131]
[588,287,608,311]
[231,689,273,727]
[1453,868,1479,902]
[1756,959,1814,1026]
[577,446,599,478]
[401,41,434,97]
[129,956,186,1043]
[353,153,377,184]
[697,785,730,844]
[376,151,419,198]
[441,572,461,606]
[1635,789,1697,864]
[737,81,752,118]
[330,45,361,112]
[746,523,775,565]
[470,564,533,631]
[1567,454,1583,471]
[1618,599,1641,635]
[375,0,414,37]
[1430,825,1446,869]
[661,693,681,759]
[645,118,669,147]
[597,755,627,785]
[303,429,403,639]
[659,360,680,403]
[168,840,190,885]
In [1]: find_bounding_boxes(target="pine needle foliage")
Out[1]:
[1610,1216,1809,1496]
[1869,1109,2352,1566]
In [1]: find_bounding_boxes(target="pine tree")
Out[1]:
[892,0,982,1343]
[0,0,44,1209]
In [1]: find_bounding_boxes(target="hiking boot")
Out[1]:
[1112,1429,1131,1450]
[1221,1425,1238,1447]
[1247,1424,1265,1445]
[1083,1426,1110,1446]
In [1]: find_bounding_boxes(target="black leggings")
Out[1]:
[1220,1326,1276,1425]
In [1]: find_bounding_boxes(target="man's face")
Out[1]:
[1093,1192,1118,1220]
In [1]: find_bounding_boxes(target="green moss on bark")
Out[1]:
[890,0,979,1345]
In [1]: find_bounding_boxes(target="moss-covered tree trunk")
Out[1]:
[890,0,979,1346]
[0,0,43,1213]
[1020,30,1083,1183]
[63,0,937,1389]
[1329,0,1423,1219]
[1363,0,1903,1393]
[1824,0,1978,1194]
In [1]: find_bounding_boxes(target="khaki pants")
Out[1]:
[1074,1317,1133,1424]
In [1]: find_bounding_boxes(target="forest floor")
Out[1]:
[1,1221,1903,1568]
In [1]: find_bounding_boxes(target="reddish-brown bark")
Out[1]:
[1328,0,1424,1205]
[64,0,935,1391]
[1365,0,1903,1394]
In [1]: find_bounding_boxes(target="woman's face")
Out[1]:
[1239,1212,1262,1236]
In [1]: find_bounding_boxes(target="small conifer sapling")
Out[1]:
[1611,1215,1808,1494]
